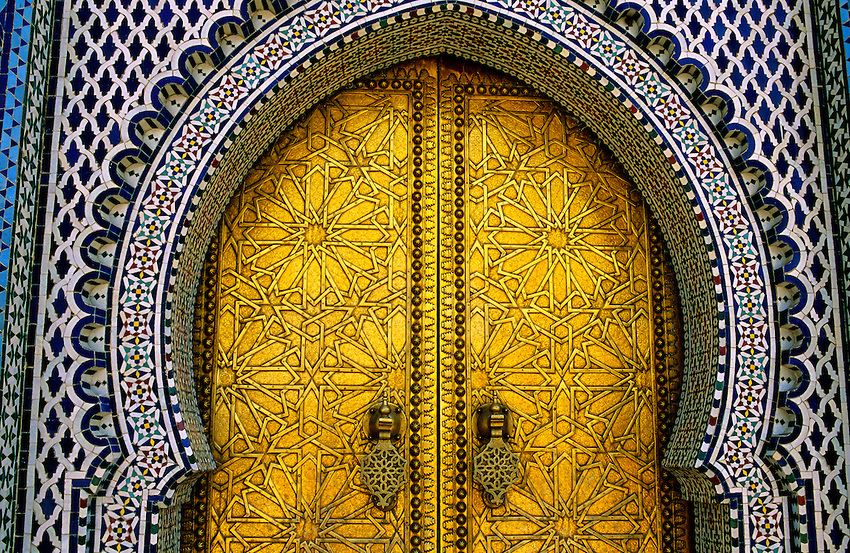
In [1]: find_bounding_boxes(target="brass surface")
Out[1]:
[472,400,521,508]
[188,61,440,552]
[185,59,691,553]
[438,63,687,553]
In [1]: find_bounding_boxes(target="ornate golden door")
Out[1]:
[183,59,692,553]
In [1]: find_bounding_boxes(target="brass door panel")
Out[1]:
[184,59,691,553]
[186,62,440,552]
[437,63,689,553]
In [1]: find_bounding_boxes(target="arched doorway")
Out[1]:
[181,58,692,553]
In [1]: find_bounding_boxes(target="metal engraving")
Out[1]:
[472,441,520,508]
[361,398,407,511]
[187,61,439,552]
[185,58,691,553]
[439,63,691,552]
[361,443,407,511]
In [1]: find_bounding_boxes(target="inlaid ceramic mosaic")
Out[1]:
[110,2,780,551]
[0,0,55,548]
[4,0,849,552]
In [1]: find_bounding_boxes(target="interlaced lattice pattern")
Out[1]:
[12,0,848,551]
[361,442,408,511]
[472,442,520,508]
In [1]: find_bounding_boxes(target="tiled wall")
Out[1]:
[0,0,55,549]
[1,0,849,552]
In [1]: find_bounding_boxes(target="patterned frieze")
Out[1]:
[810,0,850,545]
[0,0,56,550]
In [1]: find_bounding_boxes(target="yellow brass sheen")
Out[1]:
[438,63,678,553]
[188,59,690,553]
[195,62,439,552]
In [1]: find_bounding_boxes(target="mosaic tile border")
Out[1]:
[843,0,850,90]
[0,0,54,549]
[91,1,788,551]
[811,0,850,547]
[0,2,30,545]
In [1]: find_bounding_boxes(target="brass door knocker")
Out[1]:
[473,397,520,507]
[360,395,406,511]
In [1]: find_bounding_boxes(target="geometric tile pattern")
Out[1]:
[0,0,25,544]
[19,4,232,552]
[0,2,28,547]
[810,0,850,549]
[636,1,850,549]
[844,0,850,89]
[810,1,850,548]
[0,0,55,550]
[110,3,779,553]
[6,1,849,553]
